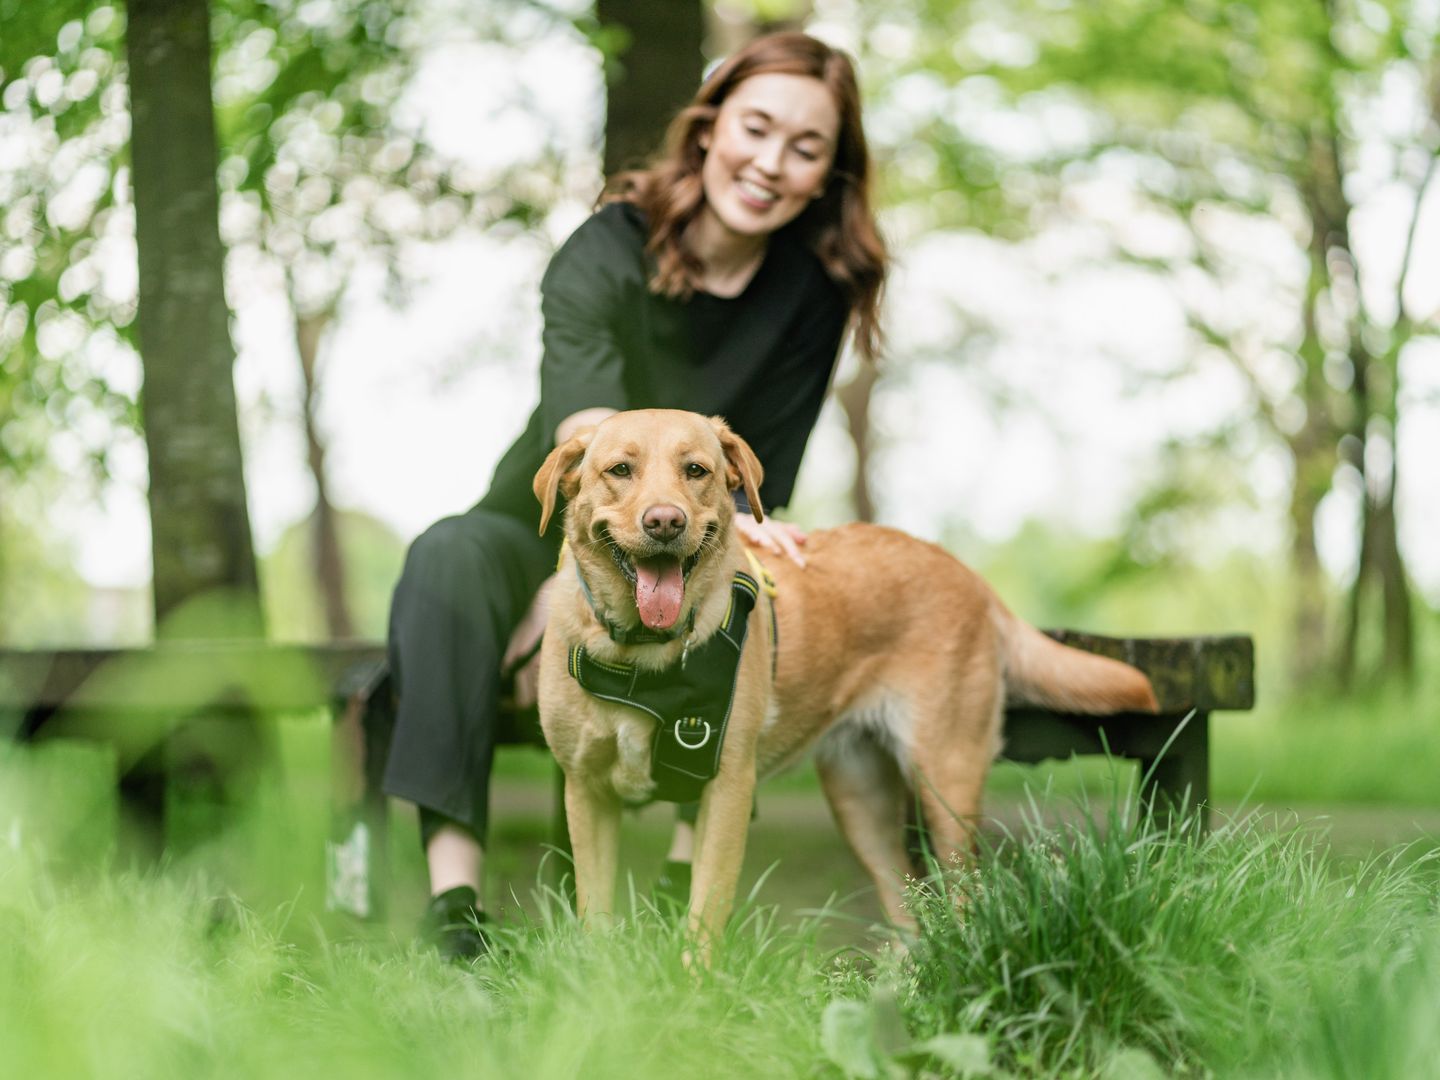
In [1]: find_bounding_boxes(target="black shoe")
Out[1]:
[652,859,692,911]
[422,885,492,961]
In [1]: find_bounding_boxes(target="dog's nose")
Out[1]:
[642,504,687,542]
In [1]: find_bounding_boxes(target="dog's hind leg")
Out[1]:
[909,673,1002,877]
[563,777,622,926]
[815,728,916,929]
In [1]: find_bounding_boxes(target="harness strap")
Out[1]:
[568,571,759,803]
[742,549,780,680]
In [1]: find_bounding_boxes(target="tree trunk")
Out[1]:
[295,307,355,640]
[127,0,261,637]
[597,0,706,177]
[1373,472,1414,682]
[1286,431,1331,687]
[1282,215,1340,688]
[1302,126,1414,688]
[1369,314,1415,683]
[1337,373,1413,686]
[836,364,879,524]
[708,0,812,57]
[1325,275,1414,683]
[1338,453,1370,688]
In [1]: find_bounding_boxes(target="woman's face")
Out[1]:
[698,72,840,241]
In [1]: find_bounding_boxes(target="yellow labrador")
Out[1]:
[533,409,1156,950]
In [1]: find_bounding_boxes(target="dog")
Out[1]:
[533,409,1157,952]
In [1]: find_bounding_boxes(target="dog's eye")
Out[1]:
[685,463,710,478]
[607,463,631,478]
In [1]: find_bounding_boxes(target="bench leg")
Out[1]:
[327,680,393,919]
[1138,710,1210,830]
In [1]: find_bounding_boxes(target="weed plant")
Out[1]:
[898,787,1440,1078]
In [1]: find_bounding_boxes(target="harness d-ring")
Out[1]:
[673,719,712,750]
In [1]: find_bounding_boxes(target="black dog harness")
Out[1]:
[566,571,760,803]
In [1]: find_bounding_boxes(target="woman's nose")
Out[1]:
[753,138,783,176]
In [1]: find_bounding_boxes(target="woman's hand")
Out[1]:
[503,574,556,710]
[734,514,808,567]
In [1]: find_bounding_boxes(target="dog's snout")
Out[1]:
[642,504,686,542]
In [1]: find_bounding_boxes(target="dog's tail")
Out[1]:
[995,606,1159,715]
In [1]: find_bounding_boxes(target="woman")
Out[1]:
[385,30,887,957]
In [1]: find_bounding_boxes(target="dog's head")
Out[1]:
[534,410,764,632]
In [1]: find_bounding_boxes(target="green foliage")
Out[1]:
[0,509,93,644]
[821,990,999,1078]
[259,507,405,640]
[0,4,137,479]
[1213,613,1440,806]
[0,469,148,644]
[960,518,1290,657]
[0,0,572,538]
[860,0,1437,688]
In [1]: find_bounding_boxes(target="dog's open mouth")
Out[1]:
[598,524,716,631]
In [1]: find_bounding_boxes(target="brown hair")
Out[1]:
[604,31,888,362]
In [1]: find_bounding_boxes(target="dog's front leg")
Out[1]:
[686,762,757,961]
[563,776,622,927]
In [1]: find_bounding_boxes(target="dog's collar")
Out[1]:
[572,559,697,646]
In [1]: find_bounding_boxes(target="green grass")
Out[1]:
[897,786,1440,1077]
[1212,678,1440,806]
[6,743,1440,1079]
[0,836,843,1078]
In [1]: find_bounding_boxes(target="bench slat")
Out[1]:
[0,643,386,712]
[1041,631,1254,712]
[1,634,1253,715]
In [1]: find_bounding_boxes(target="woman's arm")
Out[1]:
[539,208,641,443]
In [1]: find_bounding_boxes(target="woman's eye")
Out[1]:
[794,146,819,162]
[686,463,709,478]
[608,463,631,477]
[744,125,765,137]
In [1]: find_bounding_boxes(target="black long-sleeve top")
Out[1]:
[478,200,850,528]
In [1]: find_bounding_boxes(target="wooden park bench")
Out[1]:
[1,632,1252,911]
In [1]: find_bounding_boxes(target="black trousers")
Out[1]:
[383,506,560,842]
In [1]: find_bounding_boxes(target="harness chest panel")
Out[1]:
[567,572,759,804]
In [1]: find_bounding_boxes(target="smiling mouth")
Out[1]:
[595,524,718,631]
[736,178,778,207]
[597,524,714,584]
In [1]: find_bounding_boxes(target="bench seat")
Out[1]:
[2,632,1253,912]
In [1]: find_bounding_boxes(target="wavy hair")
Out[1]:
[604,31,887,362]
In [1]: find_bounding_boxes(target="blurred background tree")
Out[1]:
[852,0,1437,691]
[127,0,262,637]
[1,0,1436,704]
[1,0,580,640]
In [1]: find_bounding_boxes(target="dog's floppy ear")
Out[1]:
[708,416,765,523]
[533,427,594,536]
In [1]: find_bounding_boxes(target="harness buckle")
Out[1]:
[673,719,712,750]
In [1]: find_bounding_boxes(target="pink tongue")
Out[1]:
[635,556,685,630]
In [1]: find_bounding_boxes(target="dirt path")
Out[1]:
[455,777,1440,937]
